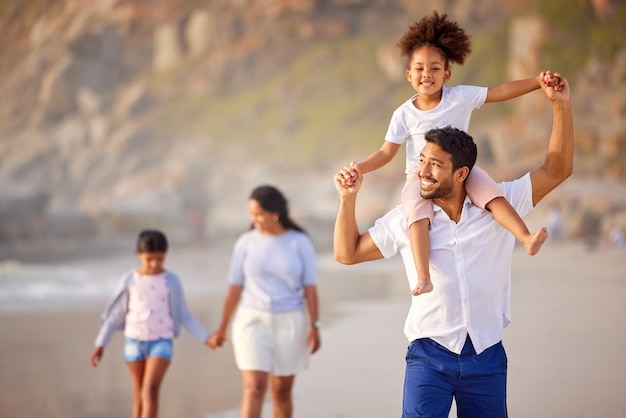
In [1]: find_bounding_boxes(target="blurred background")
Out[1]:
[1,0,625,260]
[1,2,626,417]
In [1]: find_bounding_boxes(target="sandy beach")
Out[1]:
[1,241,625,418]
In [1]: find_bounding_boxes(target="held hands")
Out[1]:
[539,70,564,90]
[207,330,227,349]
[334,161,362,196]
[538,70,570,101]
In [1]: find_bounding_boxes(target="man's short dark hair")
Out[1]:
[424,127,477,172]
[136,229,168,253]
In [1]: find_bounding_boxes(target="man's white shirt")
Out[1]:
[369,173,535,354]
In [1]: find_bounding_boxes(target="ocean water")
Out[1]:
[0,247,233,314]
[0,244,402,315]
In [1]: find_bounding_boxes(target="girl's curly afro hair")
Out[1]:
[397,11,472,69]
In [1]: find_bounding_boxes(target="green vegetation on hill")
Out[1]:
[148,0,626,171]
[150,36,408,167]
[147,16,532,166]
[532,0,626,79]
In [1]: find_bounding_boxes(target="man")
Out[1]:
[333,74,572,418]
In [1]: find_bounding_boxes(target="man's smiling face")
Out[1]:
[418,142,456,200]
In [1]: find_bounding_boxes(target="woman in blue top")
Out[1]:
[209,185,321,418]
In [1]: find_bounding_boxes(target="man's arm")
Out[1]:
[333,164,384,265]
[529,75,573,206]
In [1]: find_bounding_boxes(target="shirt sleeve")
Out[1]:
[368,206,405,259]
[499,172,534,217]
[384,105,410,144]
[94,310,122,347]
[298,234,318,286]
[169,273,210,343]
[94,272,131,347]
[227,233,248,286]
[457,85,488,110]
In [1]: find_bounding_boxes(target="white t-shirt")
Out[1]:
[228,229,318,312]
[384,85,487,173]
[369,173,535,354]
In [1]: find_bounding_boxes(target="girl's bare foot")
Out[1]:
[411,279,434,296]
[523,227,549,256]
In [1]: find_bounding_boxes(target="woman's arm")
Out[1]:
[304,285,321,354]
[208,285,243,348]
[167,272,211,343]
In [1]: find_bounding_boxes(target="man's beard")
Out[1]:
[420,177,454,200]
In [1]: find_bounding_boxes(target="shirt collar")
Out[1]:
[432,194,474,212]
[432,195,474,223]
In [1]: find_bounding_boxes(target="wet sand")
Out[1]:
[1,241,625,417]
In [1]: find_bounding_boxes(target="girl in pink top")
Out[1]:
[89,230,212,418]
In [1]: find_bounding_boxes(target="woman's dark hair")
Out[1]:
[249,185,306,233]
[136,229,168,253]
[397,10,472,69]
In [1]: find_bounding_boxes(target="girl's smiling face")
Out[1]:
[406,45,451,103]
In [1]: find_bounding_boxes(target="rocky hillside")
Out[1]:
[1,0,625,257]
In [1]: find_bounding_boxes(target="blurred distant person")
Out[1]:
[341,11,561,296]
[609,225,625,248]
[547,204,565,242]
[89,229,212,418]
[208,185,321,418]
[334,75,572,417]
[581,211,601,251]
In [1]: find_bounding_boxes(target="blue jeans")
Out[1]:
[403,337,508,418]
[124,337,173,362]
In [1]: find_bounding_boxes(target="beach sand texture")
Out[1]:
[1,241,625,418]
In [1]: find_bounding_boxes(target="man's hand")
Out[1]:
[334,162,363,197]
[529,71,573,206]
[538,71,569,102]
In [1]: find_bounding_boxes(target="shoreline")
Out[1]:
[0,241,625,417]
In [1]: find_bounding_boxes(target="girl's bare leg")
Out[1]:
[409,219,433,295]
[270,375,295,418]
[241,370,269,418]
[487,197,548,255]
[140,356,170,418]
[127,360,146,418]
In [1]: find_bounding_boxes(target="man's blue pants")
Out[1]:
[402,336,508,418]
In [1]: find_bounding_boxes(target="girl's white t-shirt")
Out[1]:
[384,85,488,173]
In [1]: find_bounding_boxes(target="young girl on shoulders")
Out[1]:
[345,11,562,295]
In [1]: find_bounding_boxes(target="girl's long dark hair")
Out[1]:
[249,185,306,233]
